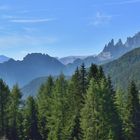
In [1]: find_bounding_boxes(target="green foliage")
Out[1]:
[68,67,83,140]
[37,76,54,140]
[0,64,140,140]
[81,78,122,140]
[47,74,73,140]
[8,84,22,140]
[23,96,41,140]
[79,63,87,96]
[123,82,140,140]
[0,79,10,138]
[103,47,140,91]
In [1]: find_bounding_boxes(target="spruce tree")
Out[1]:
[124,81,140,140]
[87,64,98,82]
[37,76,54,140]
[98,66,105,79]
[115,88,126,138]
[81,78,122,140]
[8,84,22,140]
[69,68,83,140]
[47,74,70,140]
[81,79,100,140]
[79,63,87,96]
[23,96,41,140]
[0,79,10,138]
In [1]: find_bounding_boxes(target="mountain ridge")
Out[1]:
[0,55,10,63]
[1,32,140,87]
[21,47,140,97]
[103,47,140,90]
[0,53,65,87]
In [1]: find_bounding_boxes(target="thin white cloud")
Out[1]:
[1,15,16,19]
[10,18,56,23]
[89,12,112,26]
[0,35,58,49]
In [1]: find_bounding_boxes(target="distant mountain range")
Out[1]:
[0,32,140,88]
[21,47,140,97]
[22,48,140,98]
[58,56,88,65]
[67,32,140,70]
[0,53,65,87]
[64,32,140,74]
[0,55,10,63]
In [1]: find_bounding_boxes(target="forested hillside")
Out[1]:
[103,47,140,90]
[0,64,140,140]
[21,77,48,99]
[21,47,140,97]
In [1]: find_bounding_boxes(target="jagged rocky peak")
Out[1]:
[125,32,140,48]
[115,39,123,47]
[103,39,114,52]
[109,39,114,46]
[107,39,115,48]
[23,53,50,61]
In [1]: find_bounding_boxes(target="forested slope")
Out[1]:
[103,47,140,90]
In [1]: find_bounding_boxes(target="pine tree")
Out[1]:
[8,84,22,140]
[37,76,54,140]
[81,78,122,140]
[81,79,100,140]
[0,79,10,138]
[115,88,126,138]
[23,96,41,140]
[124,81,140,140]
[98,66,105,79]
[16,108,25,140]
[105,77,123,139]
[69,68,83,140]
[79,63,87,96]
[87,64,98,82]
[47,74,69,140]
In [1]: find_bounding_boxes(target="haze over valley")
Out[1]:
[0,0,140,140]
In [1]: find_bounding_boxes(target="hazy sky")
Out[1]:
[0,0,140,59]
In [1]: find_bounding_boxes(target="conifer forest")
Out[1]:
[0,64,140,140]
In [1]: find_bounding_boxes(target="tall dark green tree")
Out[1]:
[87,64,98,82]
[98,66,105,79]
[124,81,140,140]
[115,88,127,139]
[79,63,87,96]
[0,79,10,138]
[47,74,71,140]
[37,76,54,140]
[68,68,83,140]
[8,84,22,140]
[81,79,100,140]
[81,77,122,140]
[23,96,41,140]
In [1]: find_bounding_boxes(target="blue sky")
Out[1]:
[0,0,140,59]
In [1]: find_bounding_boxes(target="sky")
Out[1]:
[0,0,140,60]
